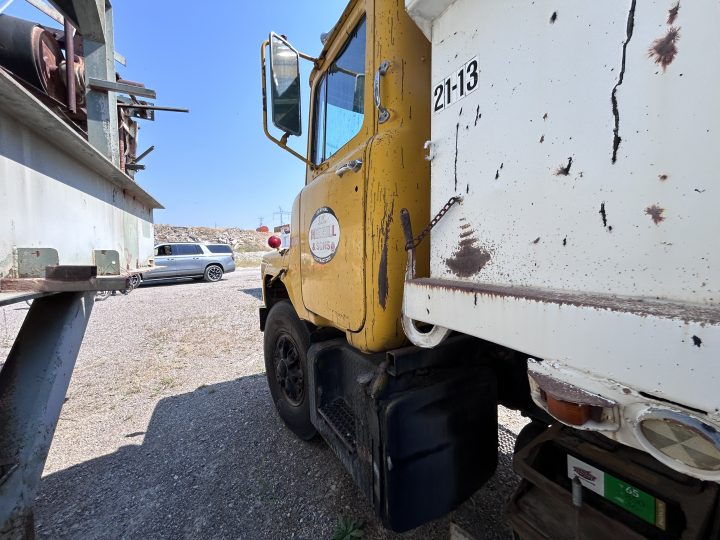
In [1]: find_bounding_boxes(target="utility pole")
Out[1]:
[273,207,291,227]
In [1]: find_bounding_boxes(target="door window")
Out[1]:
[173,244,201,255]
[155,245,172,256]
[311,16,367,164]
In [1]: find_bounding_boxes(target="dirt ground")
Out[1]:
[0,268,529,539]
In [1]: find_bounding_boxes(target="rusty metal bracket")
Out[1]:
[268,268,287,286]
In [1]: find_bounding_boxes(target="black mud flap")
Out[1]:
[508,425,720,540]
[308,336,498,532]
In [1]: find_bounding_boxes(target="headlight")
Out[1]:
[637,410,720,473]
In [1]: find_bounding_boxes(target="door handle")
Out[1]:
[336,159,363,177]
[374,60,390,124]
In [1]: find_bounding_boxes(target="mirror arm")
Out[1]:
[260,40,316,169]
[298,51,318,64]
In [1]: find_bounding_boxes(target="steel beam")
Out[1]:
[84,2,119,166]
[0,292,95,537]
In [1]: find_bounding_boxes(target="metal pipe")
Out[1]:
[64,18,76,113]
[116,103,189,113]
[134,145,155,163]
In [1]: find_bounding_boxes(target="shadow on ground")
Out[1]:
[35,375,517,540]
[239,288,263,300]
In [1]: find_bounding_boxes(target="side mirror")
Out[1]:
[269,33,302,136]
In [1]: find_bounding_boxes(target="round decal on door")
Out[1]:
[309,207,340,264]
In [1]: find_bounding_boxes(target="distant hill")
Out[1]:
[154,225,273,266]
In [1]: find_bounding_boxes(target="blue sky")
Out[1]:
[6,0,348,229]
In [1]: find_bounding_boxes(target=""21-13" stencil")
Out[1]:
[433,56,479,113]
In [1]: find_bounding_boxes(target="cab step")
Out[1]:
[318,398,357,452]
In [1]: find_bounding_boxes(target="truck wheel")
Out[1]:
[514,420,548,454]
[203,264,223,282]
[263,301,316,440]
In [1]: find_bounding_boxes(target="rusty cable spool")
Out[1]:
[0,13,66,101]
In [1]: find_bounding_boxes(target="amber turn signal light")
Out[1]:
[546,395,596,426]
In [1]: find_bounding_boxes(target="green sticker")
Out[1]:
[604,473,656,525]
[567,455,665,529]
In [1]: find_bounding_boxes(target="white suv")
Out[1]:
[142,243,236,283]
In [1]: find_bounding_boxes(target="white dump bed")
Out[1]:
[404,0,720,479]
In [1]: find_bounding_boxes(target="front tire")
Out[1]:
[263,301,316,440]
[203,264,223,282]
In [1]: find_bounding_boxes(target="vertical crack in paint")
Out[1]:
[611,0,637,164]
[454,123,460,192]
[378,200,394,310]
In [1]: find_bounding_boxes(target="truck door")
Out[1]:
[300,5,372,332]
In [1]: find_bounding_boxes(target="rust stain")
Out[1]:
[645,204,666,225]
[649,27,680,71]
[555,157,573,176]
[378,201,394,310]
[454,123,460,191]
[667,2,680,25]
[446,235,491,278]
[599,202,608,228]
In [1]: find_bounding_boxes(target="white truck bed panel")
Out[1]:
[413,0,719,302]
[404,0,720,478]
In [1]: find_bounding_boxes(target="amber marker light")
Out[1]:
[529,370,617,429]
[546,394,596,426]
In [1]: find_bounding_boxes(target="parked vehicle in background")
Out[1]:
[142,242,235,283]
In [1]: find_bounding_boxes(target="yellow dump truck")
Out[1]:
[259,0,720,535]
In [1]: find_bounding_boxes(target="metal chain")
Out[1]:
[404,196,463,251]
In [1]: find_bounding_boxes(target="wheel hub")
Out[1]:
[274,334,304,406]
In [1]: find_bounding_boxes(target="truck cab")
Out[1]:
[260,0,431,353]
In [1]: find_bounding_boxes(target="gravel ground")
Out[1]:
[0,269,528,539]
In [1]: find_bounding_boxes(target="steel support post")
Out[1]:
[84,2,119,166]
[0,292,95,537]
